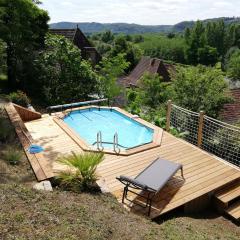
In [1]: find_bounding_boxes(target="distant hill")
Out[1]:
[50,17,240,34]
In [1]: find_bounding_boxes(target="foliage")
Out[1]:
[0,109,14,143]
[127,73,172,112]
[0,0,49,90]
[137,73,172,108]
[227,49,240,80]
[171,65,231,118]
[7,90,31,107]
[0,40,6,76]
[57,152,104,191]
[110,35,143,71]
[35,34,98,105]
[137,33,186,64]
[3,147,22,165]
[184,20,240,66]
[101,30,114,43]
[97,54,129,101]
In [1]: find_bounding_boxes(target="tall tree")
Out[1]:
[110,35,142,72]
[35,34,98,105]
[97,54,129,101]
[171,65,230,118]
[185,21,206,64]
[0,0,49,89]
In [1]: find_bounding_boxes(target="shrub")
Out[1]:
[0,116,14,143]
[57,152,104,192]
[8,91,30,107]
[3,148,22,165]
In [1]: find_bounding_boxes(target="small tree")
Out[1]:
[57,152,104,191]
[171,65,231,118]
[35,34,98,105]
[97,54,129,101]
[137,73,171,109]
[227,50,240,80]
[127,73,172,123]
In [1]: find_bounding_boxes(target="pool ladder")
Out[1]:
[97,131,104,151]
[96,131,121,153]
[113,132,121,154]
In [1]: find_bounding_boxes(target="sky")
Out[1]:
[40,0,240,25]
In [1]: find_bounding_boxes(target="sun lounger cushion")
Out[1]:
[135,158,182,192]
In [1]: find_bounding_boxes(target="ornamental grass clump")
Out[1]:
[56,152,104,192]
[3,147,22,165]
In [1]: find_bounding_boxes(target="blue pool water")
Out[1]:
[63,108,154,150]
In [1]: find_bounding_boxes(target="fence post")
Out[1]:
[197,111,205,148]
[166,100,172,132]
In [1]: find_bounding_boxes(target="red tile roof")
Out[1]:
[120,56,175,87]
[221,88,240,123]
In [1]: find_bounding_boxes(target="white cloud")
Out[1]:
[40,0,240,25]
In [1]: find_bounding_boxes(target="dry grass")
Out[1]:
[0,184,239,240]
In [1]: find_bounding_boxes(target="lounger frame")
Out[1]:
[117,158,184,216]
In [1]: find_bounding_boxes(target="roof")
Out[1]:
[121,56,175,87]
[49,27,101,65]
[221,88,240,123]
[49,29,77,41]
[49,28,93,50]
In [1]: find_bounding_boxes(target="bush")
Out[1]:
[0,112,14,143]
[8,91,30,107]
[3,148,22,165]
[57,152,104,192]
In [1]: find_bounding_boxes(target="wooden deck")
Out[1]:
[23,113,240,219]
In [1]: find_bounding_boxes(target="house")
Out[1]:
[119,56,175,87]
[49,26,101,65]
[221,88,240,123]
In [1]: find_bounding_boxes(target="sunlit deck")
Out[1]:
[6,103,240,219]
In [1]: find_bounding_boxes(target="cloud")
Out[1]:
[40,0,240,25]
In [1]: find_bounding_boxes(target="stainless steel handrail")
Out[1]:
[97,131,104,151]
[113,132,121,154]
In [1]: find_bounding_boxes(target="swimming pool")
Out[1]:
[63,108,154,151]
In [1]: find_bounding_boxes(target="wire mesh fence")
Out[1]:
[202,116,240,167]
[169,103,240,167]
[170,104,200,146]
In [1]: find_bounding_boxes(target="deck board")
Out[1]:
[24,114,240,219]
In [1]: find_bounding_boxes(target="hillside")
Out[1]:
[50,17,240,34]
[1,184,240,240]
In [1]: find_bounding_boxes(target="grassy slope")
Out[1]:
[0,184,240,240]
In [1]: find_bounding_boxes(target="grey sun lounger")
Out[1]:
[116,158,184,216]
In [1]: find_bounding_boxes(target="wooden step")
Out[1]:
[225,201,240,221]
[215,180,240,205]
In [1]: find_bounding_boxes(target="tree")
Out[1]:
[171,65,231,118]
[101,30,114,43]
[110,35,142,71]
[227,50,240,80]
[96,54,129,101]
[0,0,49,89]
[185,21,207,65]
[197,45,218,66]
[35,34,98,105]
[0,40,6,75]
[137,73,171,109]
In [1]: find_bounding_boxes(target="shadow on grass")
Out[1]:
[154,205,240,226]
